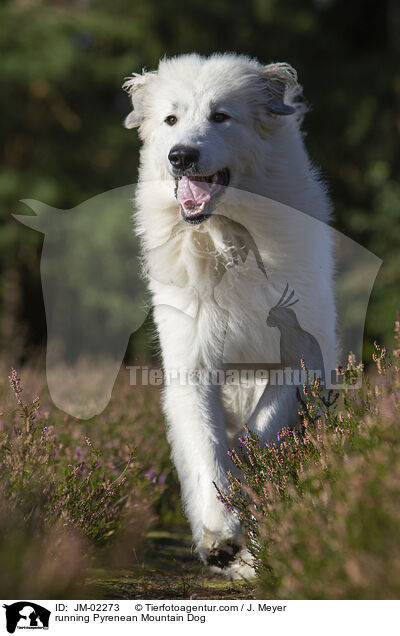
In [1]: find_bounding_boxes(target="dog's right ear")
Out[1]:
[122,71,154,129]
[261,63,298,116]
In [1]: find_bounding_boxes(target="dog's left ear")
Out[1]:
[122,70,155,129]
[261,63,298,116]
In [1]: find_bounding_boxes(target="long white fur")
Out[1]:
[123,53,337,577]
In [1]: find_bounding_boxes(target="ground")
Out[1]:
[91,527,256,600]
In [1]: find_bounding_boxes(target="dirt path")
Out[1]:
[91,528,256,600]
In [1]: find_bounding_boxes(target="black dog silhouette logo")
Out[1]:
[3,603,50,634]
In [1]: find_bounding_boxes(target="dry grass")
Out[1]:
[2,327,400,600]
[0,362,178,598]
[221,326,400,599]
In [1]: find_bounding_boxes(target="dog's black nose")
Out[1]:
[168,145,200,171]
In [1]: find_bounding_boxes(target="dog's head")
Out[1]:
[123,53,302,225]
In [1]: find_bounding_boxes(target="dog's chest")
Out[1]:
[148,226,281,363]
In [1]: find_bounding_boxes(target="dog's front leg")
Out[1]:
[163,380,241,562]
[154,304,241,564]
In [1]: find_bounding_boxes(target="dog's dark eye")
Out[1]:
[211,112,231,123]
[165,115,177,126]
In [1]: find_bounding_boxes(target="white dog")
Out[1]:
[123,53,337,577]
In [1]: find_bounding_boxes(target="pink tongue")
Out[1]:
[176,176,212,207]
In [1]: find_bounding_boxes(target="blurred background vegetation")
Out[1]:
[0,0,399,600]
[0,0,399,366]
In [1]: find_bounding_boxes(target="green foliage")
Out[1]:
[221,324,400,599]
[0,0,398,360]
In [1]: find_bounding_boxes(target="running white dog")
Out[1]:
[123,53,337,577]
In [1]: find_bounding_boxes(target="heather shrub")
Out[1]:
[0,498,89,598]
[221,325,400,599]
[0,367,176,598]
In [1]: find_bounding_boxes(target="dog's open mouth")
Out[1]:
[175,169,230,224]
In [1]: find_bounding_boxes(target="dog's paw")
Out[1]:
[197,534,256,580]
[206,539,241,569]
[208,547,256,580]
